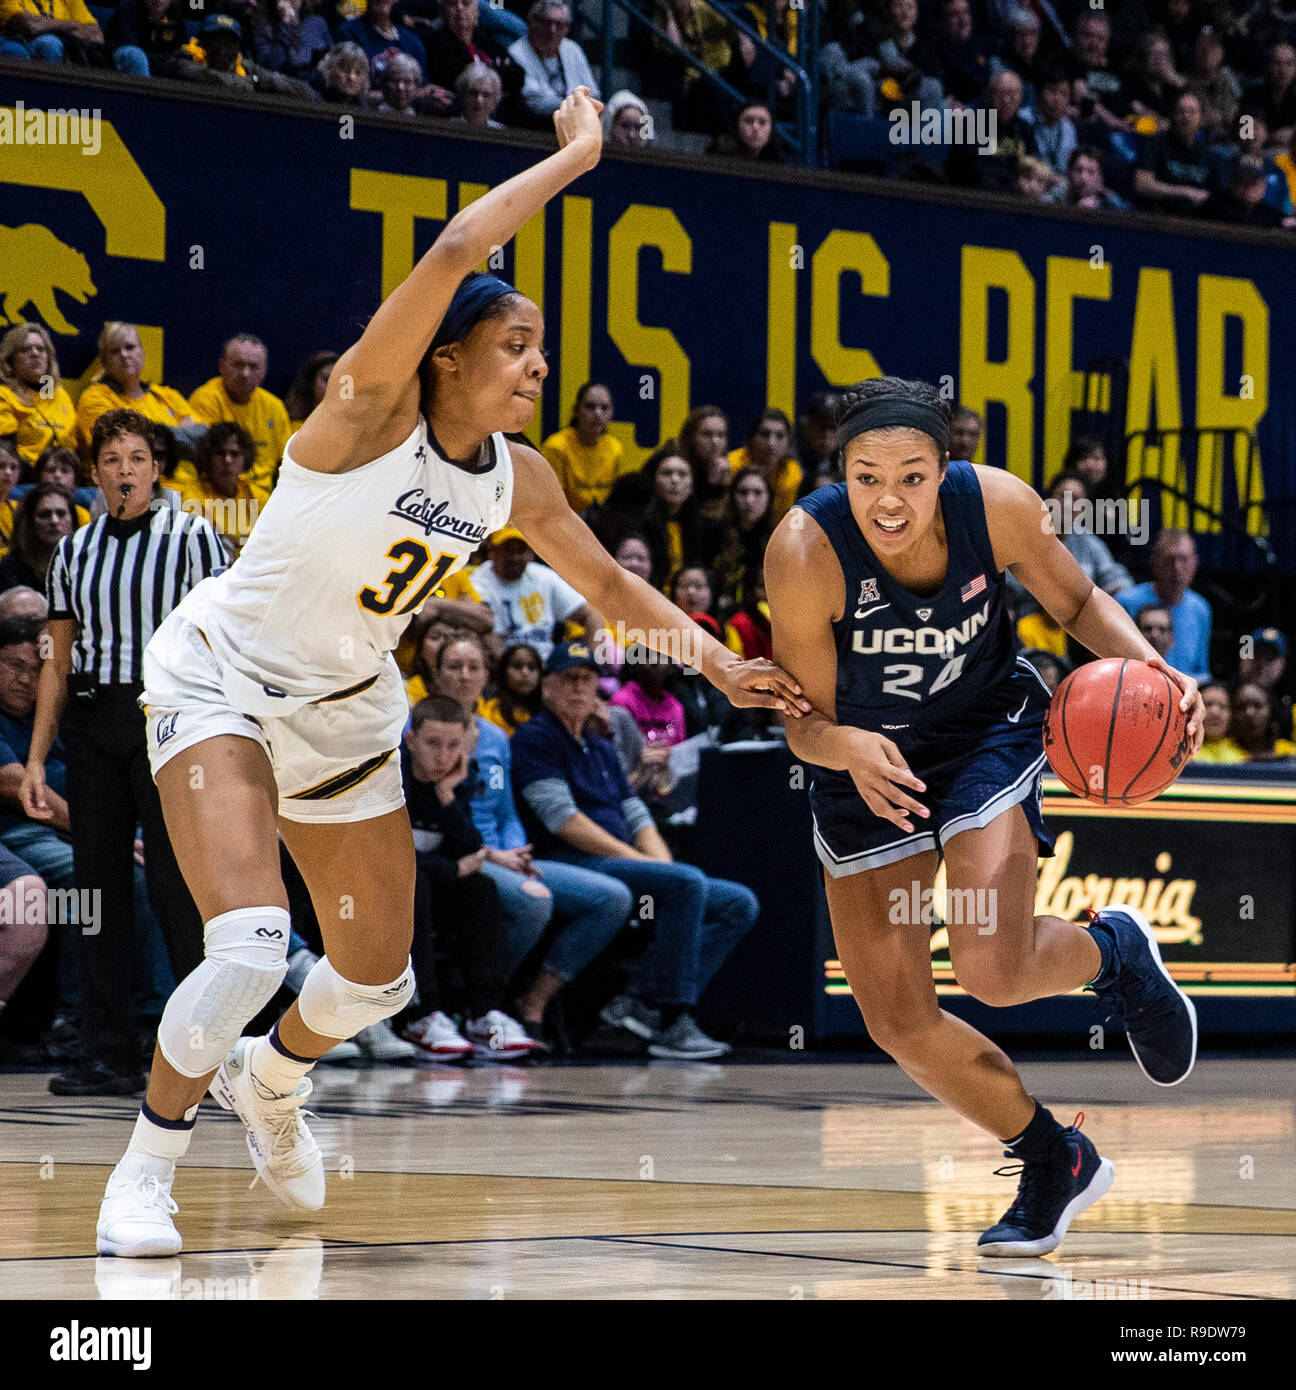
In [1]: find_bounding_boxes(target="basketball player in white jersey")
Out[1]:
[77,89,807,1256]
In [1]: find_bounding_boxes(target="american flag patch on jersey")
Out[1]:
[960,573,986,602]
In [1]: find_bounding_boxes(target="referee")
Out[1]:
[21,409,226,1095]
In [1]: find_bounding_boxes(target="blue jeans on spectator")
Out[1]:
[560,855,757,1007]
[481,858,633,981]
[0,33,66,60]
[112,44,150,74]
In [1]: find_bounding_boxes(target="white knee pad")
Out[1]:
[157,908,291,1078]
[297,955,414,1041]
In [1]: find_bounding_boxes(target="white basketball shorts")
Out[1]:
[141,610,407,824]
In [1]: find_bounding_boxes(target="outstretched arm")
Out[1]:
[508,443,809,715]
[292,89,604,474]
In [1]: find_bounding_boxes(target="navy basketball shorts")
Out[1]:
[809,669,1057,878]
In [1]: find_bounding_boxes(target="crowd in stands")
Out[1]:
[0,311,1291,1079]
[4,0,1294,225]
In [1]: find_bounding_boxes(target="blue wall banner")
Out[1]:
[2,75,1293,563]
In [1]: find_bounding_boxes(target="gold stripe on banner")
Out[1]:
[351,169,449,301]
[767,221,798,419]
[1042,777,1296,805]
[559,195,592,435]
[1043,800,1296,823]
[513,208,545,447]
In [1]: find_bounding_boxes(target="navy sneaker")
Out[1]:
[1089,906,1198,1086]
[978,1116,1116,1258]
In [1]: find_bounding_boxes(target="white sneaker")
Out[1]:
[404,1011,473,1062]
[209,1037,325,1211]
[353,1019,418,1061]
[464,1010,536,1062]
[314,1037,362,1064]
[96,1159,182,1257]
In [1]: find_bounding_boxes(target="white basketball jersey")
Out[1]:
[176,416,513,704]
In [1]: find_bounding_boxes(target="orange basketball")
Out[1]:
[1042,658,1193,806]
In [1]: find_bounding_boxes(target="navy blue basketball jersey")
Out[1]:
[795,462,1021,744]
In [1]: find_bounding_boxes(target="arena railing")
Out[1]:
[599,0,819,165]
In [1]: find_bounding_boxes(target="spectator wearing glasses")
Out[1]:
[507,1,599,127]
[511,641,759,1059]
[1115,529,1213,683]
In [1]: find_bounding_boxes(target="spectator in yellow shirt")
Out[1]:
[175,423,261,560]
[0,443,19,557]
[0,0,102,61]
[30,448,91,528]
[0,324,77,468]
[186,334,290,501]
[74,322,201,473]
[1231,682,1296,762]
[541,382,629,511]
[284,349,339,433]
[727,408,802,523]
[1193,681,1247,764]
[479,642,544,734]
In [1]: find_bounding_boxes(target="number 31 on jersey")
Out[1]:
[358,539,457,617]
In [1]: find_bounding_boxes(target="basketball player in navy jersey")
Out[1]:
[765,377,1205,1256]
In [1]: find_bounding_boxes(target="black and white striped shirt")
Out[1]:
[46,508,226,684]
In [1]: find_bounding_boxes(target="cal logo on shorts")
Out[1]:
[156,713,180,747]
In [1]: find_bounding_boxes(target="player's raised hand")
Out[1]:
[554,87,604,166]
[843,730,930,834]
[1146,656,1204,754]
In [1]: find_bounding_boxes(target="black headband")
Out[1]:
[835,398,950,455]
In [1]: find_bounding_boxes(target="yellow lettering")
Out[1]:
[959,247,1035,478]
[606,205,692,472]
[514,210,545,447]
[1196,276,1269,537]
[767,221,799,419]
[810,229,888,386]
[350,170,448,300]
[559,196,593,434]
[1044,256,1112,486]
[1156,880,1201,936]
[1124,267,1183,524]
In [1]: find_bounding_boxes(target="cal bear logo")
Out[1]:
[0,224,97,336]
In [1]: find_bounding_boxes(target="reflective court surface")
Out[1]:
[1,1058,1293,1300]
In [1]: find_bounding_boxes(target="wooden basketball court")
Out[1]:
[2,1057,1293,1300]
